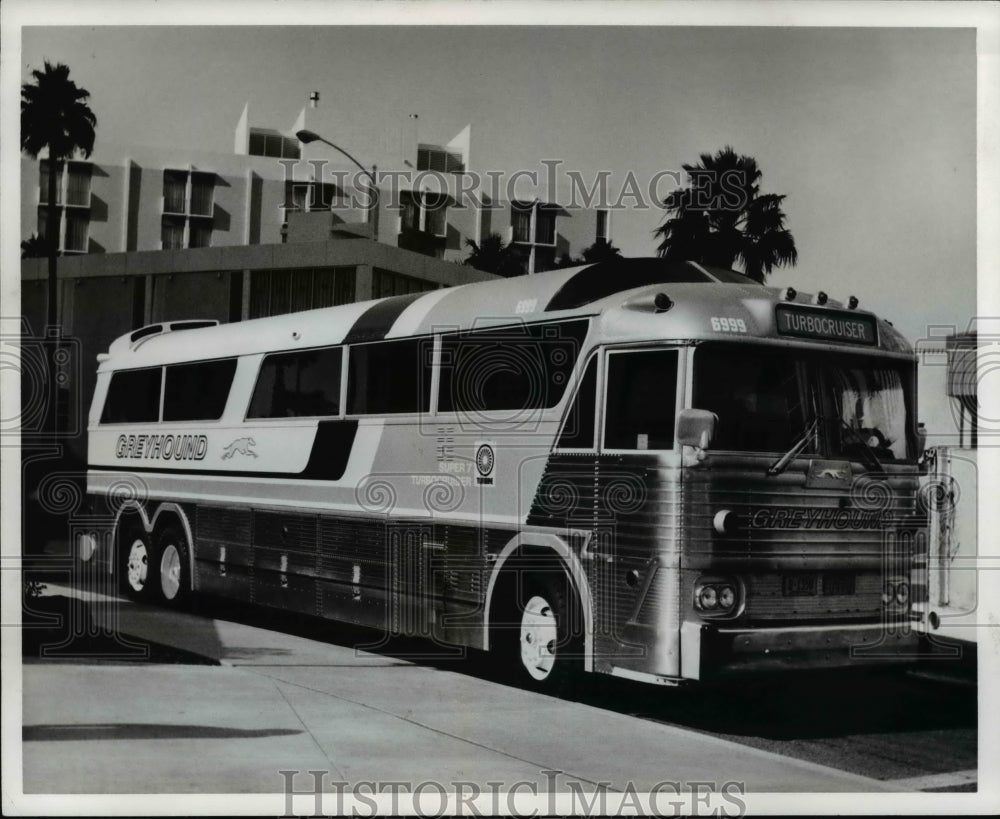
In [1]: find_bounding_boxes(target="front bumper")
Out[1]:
[681,619,922,680]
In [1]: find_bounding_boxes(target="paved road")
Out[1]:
[17,584,980,807]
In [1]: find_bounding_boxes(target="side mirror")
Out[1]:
[676,408,718,450]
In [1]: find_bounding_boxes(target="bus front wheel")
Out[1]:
[497,570,582,692]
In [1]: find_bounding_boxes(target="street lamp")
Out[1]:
[296,129,379,241]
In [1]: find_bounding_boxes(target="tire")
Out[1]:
[495,567,583,693]
[153,524,190,606]
[118,526,154,601]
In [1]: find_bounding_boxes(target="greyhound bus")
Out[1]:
[83,258,927,689]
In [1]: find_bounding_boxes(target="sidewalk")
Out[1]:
[20,586,898,795]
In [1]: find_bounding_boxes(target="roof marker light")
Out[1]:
[784,287,797,301]
[816,291,828,306]
[653,292,673,313]
[848,295,859,310]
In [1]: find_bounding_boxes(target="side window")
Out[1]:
[557,355,598,449]
[100,367,162,424]
[347,338,433,415]
[603,350,678,450]
[439,319,589,413]
[163,359,237,422]
[248,347,342,419]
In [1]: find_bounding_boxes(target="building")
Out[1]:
[19,100,614,460]
[21,101,613,274]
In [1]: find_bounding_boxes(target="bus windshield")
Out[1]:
[694,343,912,462]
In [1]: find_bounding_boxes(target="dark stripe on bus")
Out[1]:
[544,259,712,312]
[91,420,358,482]
[342,292,427,344]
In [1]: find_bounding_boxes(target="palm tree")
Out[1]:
[21,234,54,259]
[654,146,796,283]
[21,61,97,432]
[581,238,622,264]
[22,61,98,323]
[464,233,525,278]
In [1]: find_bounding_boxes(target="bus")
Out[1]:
[82,258,927,689]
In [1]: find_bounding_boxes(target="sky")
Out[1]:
[8,8,989,441]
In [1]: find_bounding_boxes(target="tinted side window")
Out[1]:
[163,359,238,421]
[557,356,598,449]
[347,338,433,415]
[604,350,678,450]
[439,319,588,413]
[248,347,342,418]
[100,368,162,424]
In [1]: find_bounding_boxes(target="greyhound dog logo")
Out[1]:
[222,437,257,459]
[817,468,848,480]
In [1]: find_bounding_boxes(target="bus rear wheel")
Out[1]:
[497,570,582,693]
[154,525,190,606]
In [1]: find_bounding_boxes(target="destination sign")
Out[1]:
[775,305,877,346]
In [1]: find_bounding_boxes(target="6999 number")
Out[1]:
[710,316,747,333]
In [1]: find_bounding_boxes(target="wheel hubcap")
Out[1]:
[160,543,181,600]
[520,595,558,680]
[126,539,148,592]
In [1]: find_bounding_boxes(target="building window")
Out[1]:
[400,191,421,232]
[163,170,187,214]
[190,173,215,216]
[188,220,212,249]
[417,145,464,174]
[596,209,609,242]
[249,128,300,159]
[423,193,448,237]
[535,207,556,246]
[38,160,63,205]
[511,204,532,244]
[372,268,437,299]
[249,267,357,319]
[36,208,57,247]
[37,160,93,253]
[161,217,185,250]
[283,179,341,213]
[162,169,216,248]
[66,163,92,207]
[400,191,448,237]
[64,211,89,253]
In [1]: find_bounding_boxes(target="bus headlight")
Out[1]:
[694,579,740,616]
[882,583,895,606]
[894,582,910,605]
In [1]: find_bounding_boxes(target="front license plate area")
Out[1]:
[782,573,817,596]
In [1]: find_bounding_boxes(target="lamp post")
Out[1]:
[296,129,379,242]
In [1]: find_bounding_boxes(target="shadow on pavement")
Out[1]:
[23,724,303,742]
[189,595,977,742]
[22,595,219,666]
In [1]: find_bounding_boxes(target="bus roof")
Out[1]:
[99,258,911,369]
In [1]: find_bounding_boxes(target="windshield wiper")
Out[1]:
[766,417,819,477]
[838,420,885,474]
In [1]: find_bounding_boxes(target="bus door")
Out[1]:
[589,346,685,675]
